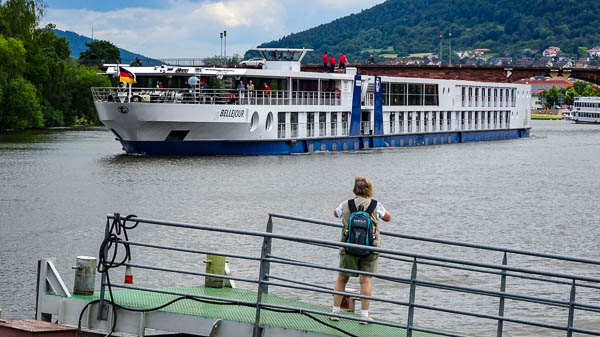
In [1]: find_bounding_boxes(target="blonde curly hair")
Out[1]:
[352,176,373,198]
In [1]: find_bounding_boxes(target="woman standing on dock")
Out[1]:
[330,176,391,323]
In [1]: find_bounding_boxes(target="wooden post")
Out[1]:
[205,254,226,288]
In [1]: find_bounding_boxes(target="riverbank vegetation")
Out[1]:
[539,81,600,108]
[0,0,110,131]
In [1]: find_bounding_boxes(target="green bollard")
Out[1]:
[204,254,226,288]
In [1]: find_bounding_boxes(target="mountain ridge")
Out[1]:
[255,0,600,64]
[53,29,152,62]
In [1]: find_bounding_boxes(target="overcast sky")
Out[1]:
[43,0,385,58]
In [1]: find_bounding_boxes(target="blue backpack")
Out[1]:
[345,199,378,257]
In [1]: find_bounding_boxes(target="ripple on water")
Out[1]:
[0,121,598,336]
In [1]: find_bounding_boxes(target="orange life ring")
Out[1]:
[335,88,341,97]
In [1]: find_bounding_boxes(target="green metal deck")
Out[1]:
[60,286,454,337]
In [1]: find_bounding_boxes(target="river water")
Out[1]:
[0,120,599,336]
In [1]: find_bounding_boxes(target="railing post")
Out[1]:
[566,280,576,337]
[497,252,508,337]
[253,216,273,337]
[97,217,111,321]
[407,258,418,337]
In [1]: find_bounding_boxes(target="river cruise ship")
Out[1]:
[572,96,600,124]
[92,48,531,155]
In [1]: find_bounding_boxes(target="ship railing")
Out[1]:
[91,87,345,107]
[96,213,600,337]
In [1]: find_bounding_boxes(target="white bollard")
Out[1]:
[73,256,97,295]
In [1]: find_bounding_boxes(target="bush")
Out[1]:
[41,104,64,127]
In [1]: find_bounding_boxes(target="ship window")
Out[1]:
[319,112,326,136]
[250,111,259,132]
[390,83,407,105]
[266,111,273,132]
[424,84,439,105]
[408,84,423,105]
[342,112,349,136]
[307,112,315,137]
[331,113,338,136]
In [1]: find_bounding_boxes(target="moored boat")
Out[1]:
[572,96,600,124]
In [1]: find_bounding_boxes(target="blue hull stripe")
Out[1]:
[120,128,531,156]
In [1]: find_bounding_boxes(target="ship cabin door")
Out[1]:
[361,110,371,135]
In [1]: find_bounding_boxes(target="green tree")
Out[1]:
[578,47,588,58]
[0,0,44,40]
[0,77,43,129]
[541,86,560,108]
[573,81,588,95]
[79,40,121,66]
[563,86,576,106]
[65,64,111,125]
[582,85,600,97]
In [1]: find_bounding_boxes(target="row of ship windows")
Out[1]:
[459,86,517,108]
[381,83,439,106]
[574,102,600,109]
[574,112,600,118]
[273,111,512,138]
[378,84,522,107]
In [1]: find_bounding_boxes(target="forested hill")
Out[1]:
[256,0,600,63]
[53,29,149,61]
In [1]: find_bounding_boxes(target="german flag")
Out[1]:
[119,66,136,83]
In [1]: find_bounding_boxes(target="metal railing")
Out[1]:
[96,213,600,337]
[91,87,342,106]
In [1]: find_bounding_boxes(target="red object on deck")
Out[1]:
[124,266,133,284]
[0,320,77,337]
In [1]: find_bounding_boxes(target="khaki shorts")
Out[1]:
[338,249,378,277]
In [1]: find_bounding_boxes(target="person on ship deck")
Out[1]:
[321,52,329,72]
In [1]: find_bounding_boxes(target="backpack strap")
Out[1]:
[348,199,358,213]
[365,199,378,215]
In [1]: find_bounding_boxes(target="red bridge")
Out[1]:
[301,64,600,85]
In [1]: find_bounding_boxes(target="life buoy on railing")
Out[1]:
[335,88,341,97]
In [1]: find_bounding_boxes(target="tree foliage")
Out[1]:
[542,82,600,107]
[254,0,600,63]
[0,0,110,130]
[78,40,121,66]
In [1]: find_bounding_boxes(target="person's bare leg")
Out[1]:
[359,275,372,311]
[333,275,349,307]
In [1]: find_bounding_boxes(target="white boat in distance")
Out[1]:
[572,97,600,124]
[92,48,532,155]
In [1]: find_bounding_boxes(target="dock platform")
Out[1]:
[47,286,447,337]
